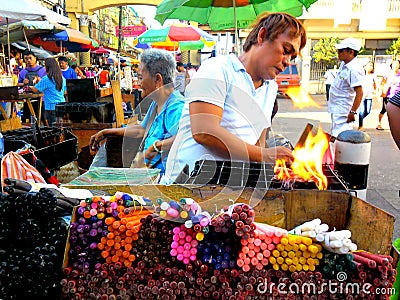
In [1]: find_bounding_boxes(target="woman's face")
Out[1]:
[365,62,373,73]
[392,60,400,72]
[138,64,157,98]
[252,28,301,81]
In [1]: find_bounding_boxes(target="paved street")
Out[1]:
[273,93,400,241]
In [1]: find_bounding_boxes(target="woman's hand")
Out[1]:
[89,130,107,154]
[262,146,294,164]
[32,76,40,84]
[144,145,158,162]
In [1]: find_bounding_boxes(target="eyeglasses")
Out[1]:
[338,48,352,53]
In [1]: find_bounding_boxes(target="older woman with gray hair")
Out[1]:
[89,49,185,174]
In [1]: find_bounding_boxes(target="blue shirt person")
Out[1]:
[58,55,77,79]
[89,49,183,175]
[30,58,66,126]
[141,91,184,171]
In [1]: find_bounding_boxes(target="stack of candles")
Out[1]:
[197,221,241,270]
[290,219,358,254]
[322,229,358,254]
[61,193,396,300]
[320,251,357,278]
[68,193,153,274]
[170,224,199,264]
[351,251,397,292]
[237,222,287,272]
[156,198,212,237]
[289,218,329,241]
[0,189,69,300]
[98,208,152,267]
[271,234,323,272]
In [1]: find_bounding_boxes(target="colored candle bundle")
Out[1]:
[322,229,357,254]
[197,225,241,270]
[0,189,69,300]
[70,193,153,273]
[156,197,212,236]
[351,251,397,292]
[289,218,330,242]
[156,197,195,219]
[98,208,152,266]
[229,204,256,240]
[236,223,281,273]
[320,251,357,278]
[170,224,199,264]
[269,234,323,272]
[130,214,177,268]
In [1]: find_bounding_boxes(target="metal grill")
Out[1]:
[180,160,348,191]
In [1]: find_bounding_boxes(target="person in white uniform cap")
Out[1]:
[328,37,364,141]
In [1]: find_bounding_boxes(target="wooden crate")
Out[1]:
[61,183,395,255]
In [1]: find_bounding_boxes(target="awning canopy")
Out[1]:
[0,0,70,26]
[11,41,53,59]
[0,20,62,44]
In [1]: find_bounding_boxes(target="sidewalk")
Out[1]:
[273,93,400,241]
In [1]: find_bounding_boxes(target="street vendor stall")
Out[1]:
[0,86,43,130]
[0,125,398,299]
[54,78,132,172]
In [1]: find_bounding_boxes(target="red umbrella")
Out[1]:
[91,46,110,54]
[30,27,98,53]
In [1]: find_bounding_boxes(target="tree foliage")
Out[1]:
[387,37,400,56]
[312,37,341,65]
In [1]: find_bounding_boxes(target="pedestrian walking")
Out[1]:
[358,61,377,131]
[328,38,364,140]
[376,59,400,130]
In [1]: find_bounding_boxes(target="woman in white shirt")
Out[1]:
[358,61,376,130]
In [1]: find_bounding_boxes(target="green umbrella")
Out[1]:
[155,0,318,31]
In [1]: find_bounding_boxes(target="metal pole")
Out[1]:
[232,0,238,55]
[23,29,31,51]
[118,6,123,53]
[6,18,11,75]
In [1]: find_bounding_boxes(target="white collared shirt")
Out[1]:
[164,54,277,183]
[328,58,364,114]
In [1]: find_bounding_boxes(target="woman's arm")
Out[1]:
[189,102,293,163]
[29,85,39,93]
[89,125,145,152]
[144,136,176,161]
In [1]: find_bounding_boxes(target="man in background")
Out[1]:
[58,56,77,79]
[328,38,364,141]
[174,62,188,96]
[186,62,197,80]
[17,50,47,123]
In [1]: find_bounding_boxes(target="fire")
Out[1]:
[286,86,321,109]
[274,125,329,190]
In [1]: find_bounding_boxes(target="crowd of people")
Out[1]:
[87,12,400,184]
[89,12,304,182]
[3,12,399,184]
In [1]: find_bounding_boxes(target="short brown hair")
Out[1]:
[243,12,306,53]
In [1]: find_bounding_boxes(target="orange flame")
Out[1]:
[286,86,321,109]
[274,125,329,190]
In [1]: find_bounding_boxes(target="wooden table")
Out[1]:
[0,93,43,131]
